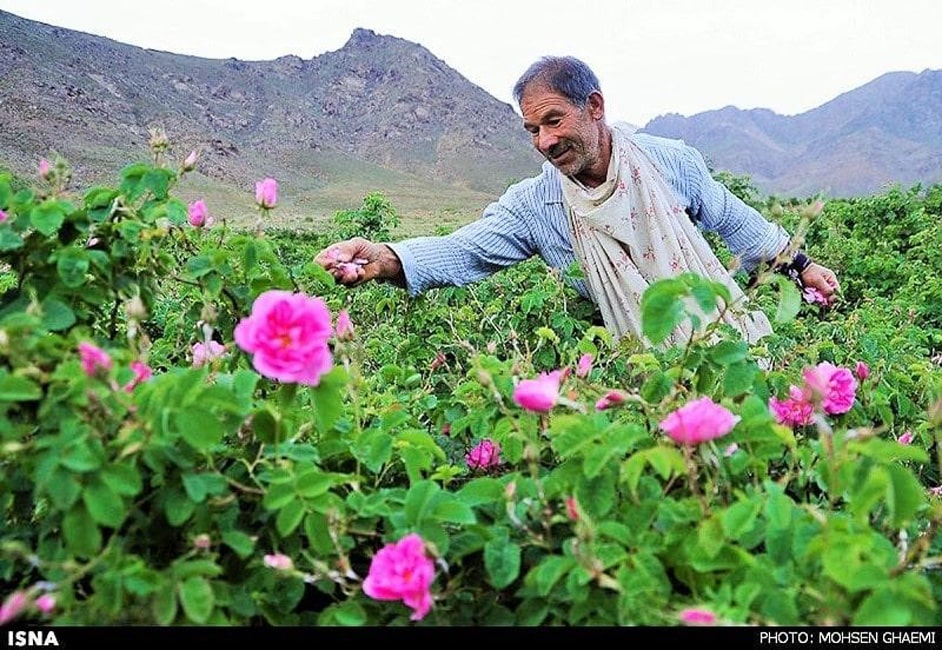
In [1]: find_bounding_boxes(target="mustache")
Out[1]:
[546,142,570,159]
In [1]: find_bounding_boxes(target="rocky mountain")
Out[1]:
[0,10,543,227]
[641,69,942,197]
[1,8,939,231]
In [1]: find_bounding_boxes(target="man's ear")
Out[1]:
[586,91,605,120]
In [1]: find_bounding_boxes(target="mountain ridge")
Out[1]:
[1,8,939,230]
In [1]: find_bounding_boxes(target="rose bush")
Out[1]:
[0,145,940,627]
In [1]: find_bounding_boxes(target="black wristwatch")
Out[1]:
[775,250,813,284]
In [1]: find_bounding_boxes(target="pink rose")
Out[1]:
[255,178,278,209]
[335,310,354,341]
[35,594,56,615]
[123,360,153,392]
[192,341,228,368]
[466,439,501,470]
[679,607,717,626]
[897,431,915,445]
[802,362,857,415]
[183,150,199,171]
[0,210,8,223]
[659,397,740,445]
[363,533,435,621]
[263,553,294,571]
[234,290,333,386]
[575,354,593,378]
[38,158,51,179]
[0,590,28,625]
[855,361,869,382]
[78,342,113,377]
[187,199,212,228]
[512,370,562,412]
[595,390,626,411]
[770,385,815,427]
[564,496,579,521]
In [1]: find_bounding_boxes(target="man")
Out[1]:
[315,56,840,346]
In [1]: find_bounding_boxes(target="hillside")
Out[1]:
[1,7,940,229]
[0,11,543,229]
[642,70,942,197]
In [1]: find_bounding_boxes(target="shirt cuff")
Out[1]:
[385,241,421,296]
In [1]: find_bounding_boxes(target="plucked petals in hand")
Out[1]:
[234,290,333,385]
[659,396,740,445]
[362,533,435,621]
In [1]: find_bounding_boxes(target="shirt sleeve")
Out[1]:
[387,185,540,296]
[679,143,790,272]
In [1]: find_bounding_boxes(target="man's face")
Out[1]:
[519,86,605,182]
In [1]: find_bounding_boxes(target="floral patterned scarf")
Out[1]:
[560,123,772,347]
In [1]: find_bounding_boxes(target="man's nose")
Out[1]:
[537,128,558,153]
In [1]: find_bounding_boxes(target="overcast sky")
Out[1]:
[2,0,939,126]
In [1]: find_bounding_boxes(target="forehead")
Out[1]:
[519,86,578,122]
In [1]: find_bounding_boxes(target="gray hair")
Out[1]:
[512,56,601,107]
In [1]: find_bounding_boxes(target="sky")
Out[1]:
[1,0,940,126]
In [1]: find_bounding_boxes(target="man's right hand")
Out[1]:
[314,237,404,287]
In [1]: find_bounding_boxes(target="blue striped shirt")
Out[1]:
[389,132,790,298]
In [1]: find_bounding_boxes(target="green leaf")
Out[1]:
[30,200,67,236]
[530,555,576,597]
[295,469,332,498]
[100,464,142,497]
[45,470,81,510]
[721,499,760,541]
[0,373,42,401]
[849,439,930,465]
[644,446,685,480]
[697,516,726,559]
[63,505,102,557]
[723,361,757,397]
[641,280,686,345]
[250,408,279,445]
[276,499,306,536]
[143,168,175,201]
[178,576,214,624]
[710,340,748,366]
[40,297,76,331]
[852,588,913,626]
[176,407,226,451]
[774,276,802,323]
[60,440,102,472]
[353,429,393,473]
[83,480,126,527]
[0,229,23,251]
[310,367,347,433]
[318,601,368,626]
[457,478,505,506]
[263,482,296,511]
[484,536,521,589]
[182,473,228,503]
[221,530,255,558]
[56,248,90,288]
[885,464,926,527]
[164,488,196,526]
[432,499,476,525]
[403,480,439,525]
[152,581,178,625]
